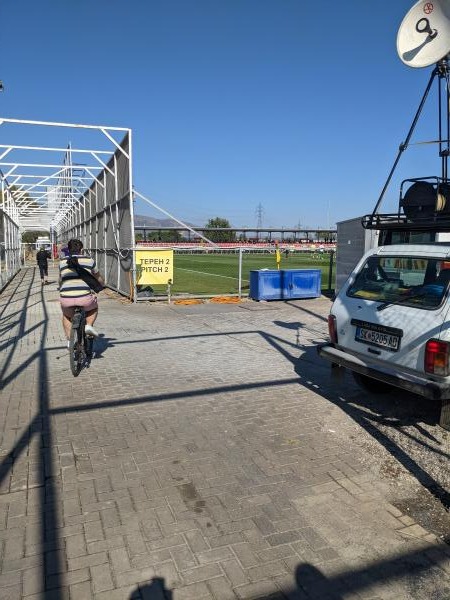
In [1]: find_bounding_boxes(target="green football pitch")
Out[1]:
[141,252,335,296]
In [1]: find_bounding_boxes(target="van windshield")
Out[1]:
[347,256,450,309]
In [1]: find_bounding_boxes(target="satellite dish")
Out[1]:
[397,0,450,68]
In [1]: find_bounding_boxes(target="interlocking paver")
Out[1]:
[70,580,94,599]
[114,566,155,587]
[47,567,90,587]
[196,546,233,564]
[68,551,108,572]
[184,529,210,553]
[206,575,237,600]
[66,532,87,558]
[1,266,450,599]
[3,584,23,600]
[220,558,249,587]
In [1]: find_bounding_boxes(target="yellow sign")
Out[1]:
[135,249,174,285]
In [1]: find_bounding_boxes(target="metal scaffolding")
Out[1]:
[0,118,135,296]
[0,207,21,290]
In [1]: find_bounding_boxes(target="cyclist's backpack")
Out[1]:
[67,256,105,293]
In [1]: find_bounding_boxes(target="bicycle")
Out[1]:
[69,306,94,376]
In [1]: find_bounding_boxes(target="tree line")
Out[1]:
[136,217,236,243]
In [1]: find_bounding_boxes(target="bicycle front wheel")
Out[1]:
[69,324,83,376]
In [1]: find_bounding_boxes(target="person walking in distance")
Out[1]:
[59,239,105,346]
[36,246,51,285]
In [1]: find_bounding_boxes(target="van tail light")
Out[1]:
[328,314,338,344]
[425,339,450,375]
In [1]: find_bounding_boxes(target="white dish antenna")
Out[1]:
[397,0,450,67]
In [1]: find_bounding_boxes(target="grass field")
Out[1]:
[139,252,335,297]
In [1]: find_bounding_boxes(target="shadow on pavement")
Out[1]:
[0,267,36,384]
[292,346,450,511]
[1,269,449,598]
[258,328,450,513]
[285,299,330,322]
[129,546,450,599]
[130,576,173,599]
[91,333,117,357]
[273,320,301,330]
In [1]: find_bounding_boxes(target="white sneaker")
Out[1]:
[85,324,99,337]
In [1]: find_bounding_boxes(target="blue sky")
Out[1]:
[0,0,444,229]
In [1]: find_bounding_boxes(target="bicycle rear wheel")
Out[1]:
[69,321,84,376]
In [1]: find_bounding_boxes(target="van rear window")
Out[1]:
[347,256,450,309]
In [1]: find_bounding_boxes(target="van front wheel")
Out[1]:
[353,372,393,394]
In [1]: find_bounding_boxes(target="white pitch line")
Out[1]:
[177,267,249,282]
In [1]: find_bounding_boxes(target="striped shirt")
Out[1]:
[59,255,99,298]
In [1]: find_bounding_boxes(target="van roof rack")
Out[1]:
[362,213,450,231]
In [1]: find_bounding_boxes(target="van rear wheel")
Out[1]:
[353,372,393,394]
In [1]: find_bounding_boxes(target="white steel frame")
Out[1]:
[0,118,135,296]
[0,209,21,291]
[0,118,132,234]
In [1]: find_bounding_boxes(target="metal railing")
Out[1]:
[133,246,336,301]
[0,209,21,291]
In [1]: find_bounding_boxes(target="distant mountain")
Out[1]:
[134,214,198,228]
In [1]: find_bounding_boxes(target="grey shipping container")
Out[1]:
[336,217,378,293]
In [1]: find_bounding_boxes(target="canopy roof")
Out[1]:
[0,118,131,234]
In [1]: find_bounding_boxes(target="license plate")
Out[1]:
[355,327,400,351]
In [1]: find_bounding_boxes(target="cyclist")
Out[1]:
[59,239,104,345]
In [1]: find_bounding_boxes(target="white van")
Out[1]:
[318,243,450,400]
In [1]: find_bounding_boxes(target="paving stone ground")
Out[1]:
[0,264,449,600]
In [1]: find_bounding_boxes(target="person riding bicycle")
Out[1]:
[59,239,105,346]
